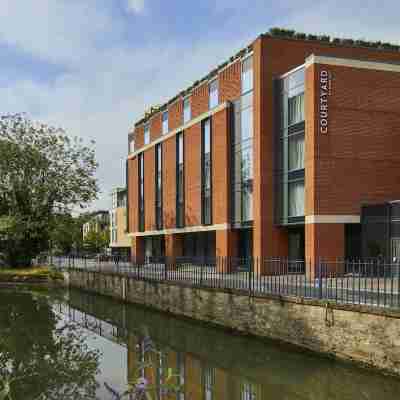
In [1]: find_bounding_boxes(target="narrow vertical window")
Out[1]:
[209,79,219,109]
[183,97,191,124]
[129,139,135,154]
[144,123,150,145]
[162,110,168,135]
[242,55,253,94]
[138,153,145,232]
[202,118,212,225]
[155,144,163,230]
[176,132,185,228]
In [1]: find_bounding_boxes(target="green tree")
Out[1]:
[50,212,91,255]
[83,225,110,254]
[0,291,100,399]
[0,114,98,267]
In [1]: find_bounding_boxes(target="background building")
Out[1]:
[82,210,110,253]
[126,29,400,274]
[109,188,131,257]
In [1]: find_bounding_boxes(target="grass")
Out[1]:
[0,266,64,282]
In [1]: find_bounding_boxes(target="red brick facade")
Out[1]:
[127,34,400,273]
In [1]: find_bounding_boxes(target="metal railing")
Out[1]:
[40,255,400,309]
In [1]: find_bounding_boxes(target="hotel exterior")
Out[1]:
[126,30,400,274]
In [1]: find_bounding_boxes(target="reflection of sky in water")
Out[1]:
[51,290,400,400]
[57,309,127,399]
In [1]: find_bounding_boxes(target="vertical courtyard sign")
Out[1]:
[319,69,332,134]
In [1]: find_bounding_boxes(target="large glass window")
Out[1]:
[183,98,191,124]
[288,133,304,171]
[176,132,185,227]
[155,144,163,230]
[162,111,168,135]
[276,67,305,225]
[232,64,254,226]
[138,153,145,231]
[202,118,212,225]
[144,123,150,145]
[288,92,304,126]
[209,79,219,109]
[242,55,253,94]
[288,180,305,217]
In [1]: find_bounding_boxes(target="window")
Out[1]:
[241,146,253,222]
[202,118,212,225]
[155,144,163,230]
[209,79,219,109]
[276,67,305,225]
[241,92,253,141]
[183,97,191,124]
[288,133,304,171]
[129,139,135,154]
[242,55,253,94]
[288,92,304,126]
[176,133,185,227]
[288,180,305,217]
[162,111,168,135]
[138,153,145,231]
[232,80,254,225]
[144,124,150,145]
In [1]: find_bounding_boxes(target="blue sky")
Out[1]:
[1,0,399,210]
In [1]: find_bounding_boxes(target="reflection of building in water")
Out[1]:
[127,333,261,400]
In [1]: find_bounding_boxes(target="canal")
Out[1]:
[1,287,400,399]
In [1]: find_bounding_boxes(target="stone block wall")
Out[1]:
[68,269,400,376]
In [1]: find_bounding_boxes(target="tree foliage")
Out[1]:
[0,114,98,266]
[83,225,110,254]
[50,213,91,255]
[0,291,100,399]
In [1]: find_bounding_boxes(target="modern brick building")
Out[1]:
[126,29,400,273]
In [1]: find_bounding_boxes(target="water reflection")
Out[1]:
[62,289,400,400]
[0,289,100,399]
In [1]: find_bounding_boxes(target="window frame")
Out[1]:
[201,118,213,225]
[176,132,185,228]
[144,123,150,145]
[138,153,145,232]
[162,110,169,135]
[208,79,219,110]
[241,54,253,95]
[183,97,191,124]
[155,143,163,230]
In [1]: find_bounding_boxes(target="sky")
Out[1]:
[1,0,399,211]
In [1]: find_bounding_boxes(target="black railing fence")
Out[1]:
[39,255,400,309]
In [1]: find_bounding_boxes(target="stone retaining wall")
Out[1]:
[68,269,400,376]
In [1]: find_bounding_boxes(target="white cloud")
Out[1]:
[126,0,145,14]
[1,0,399,212]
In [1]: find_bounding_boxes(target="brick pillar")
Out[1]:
[165,233,183,263]
[131,236,145,264]
[216,229,238,272]
[305,223,345,279]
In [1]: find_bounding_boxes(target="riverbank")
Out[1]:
[0,267,64,284]
[68,268,400,377]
